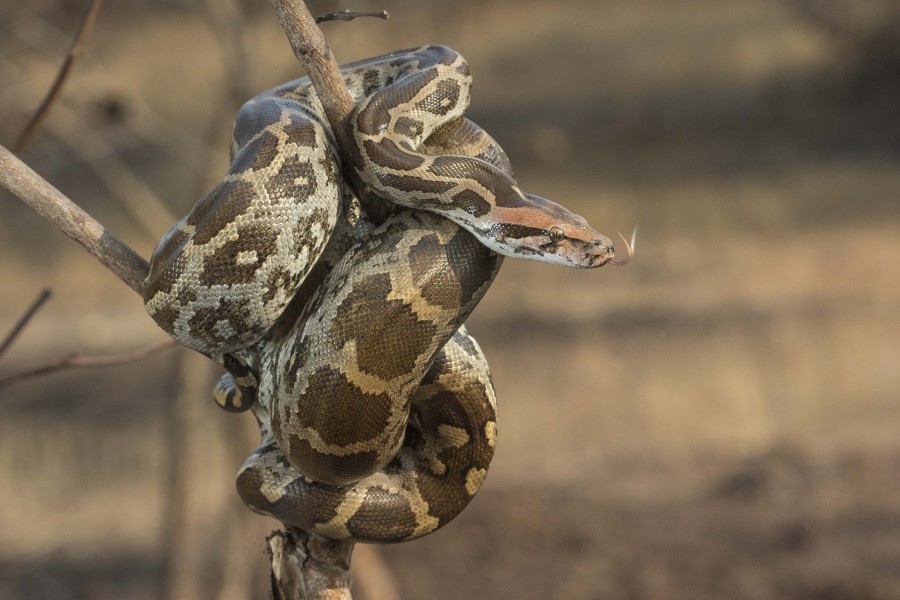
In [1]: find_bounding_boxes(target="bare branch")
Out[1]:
[267,0,392,222]
[0,339,176,389]
[315,10,389,24]
[0,289,53,360]
[0,144,149,294]
[268,529,354,600]
[13,0,105,154]
[267,0,354,143]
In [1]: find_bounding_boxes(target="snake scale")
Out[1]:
[143,46,625,543]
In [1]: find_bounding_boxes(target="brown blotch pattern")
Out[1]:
[451,189,492,217]
[408,234,462,310]
[415,79,461,117]
[333,273,439,381]
[286,433,381,486]
[146,303,180,336]
[393,116,425,141]
[261,265,293,303]
[293,366,395,447]
[354,68,439,136]
[376,171,457,196]
[187,303,241,346]
[291,206,331,256]
[453,330,480,357]
[317,152,338,186]
[264,155,317,204]
[144,226,190,299]
[443,229,501,303]
[200,223,278,286]
[187,179,256,246]
[361,69,381,97]
[229,130,280,174]
[346,488,419,540]
[363,138,425,172]
[283,113,318,148]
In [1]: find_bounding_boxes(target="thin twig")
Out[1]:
[13,0,105,154]
[0,289,53,360]
[0,144,149,294]
[0,339,176,389]
[315,10,389,24]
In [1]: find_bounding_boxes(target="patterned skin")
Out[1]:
[143,46,621,542]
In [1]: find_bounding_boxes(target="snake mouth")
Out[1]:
[584,241,614,267]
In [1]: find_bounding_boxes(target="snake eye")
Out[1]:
[548,227,565,243]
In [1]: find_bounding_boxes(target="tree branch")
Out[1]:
[0,289,52,360]
[0,144,149,294]
[268,529,354,600]
[268,0,355,139]
[13,0,105,154]
[0,339,176,389]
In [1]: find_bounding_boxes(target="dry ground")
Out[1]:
[1,1,899,598]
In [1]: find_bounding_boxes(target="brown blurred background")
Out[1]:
[1,0,899,598]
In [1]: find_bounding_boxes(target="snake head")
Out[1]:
[484,195,624,268]
[525,223,616,268]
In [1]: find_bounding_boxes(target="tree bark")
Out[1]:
[0,144,148,293]
[268,529,355,600]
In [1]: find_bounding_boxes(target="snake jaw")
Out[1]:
[587,238,616,268]
[563,225,617,269]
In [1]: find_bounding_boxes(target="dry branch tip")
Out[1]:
[13,0,105,154]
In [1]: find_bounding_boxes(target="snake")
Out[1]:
[143,45,626,543]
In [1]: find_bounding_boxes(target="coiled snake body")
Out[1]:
[144,46,618,543]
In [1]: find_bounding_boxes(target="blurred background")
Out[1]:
[1,0,899,598]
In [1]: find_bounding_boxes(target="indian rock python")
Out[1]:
[143,46,624,543]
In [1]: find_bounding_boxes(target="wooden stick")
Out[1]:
[268,0,356,140]
[0,144,149,295]
[268,529,354,600]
